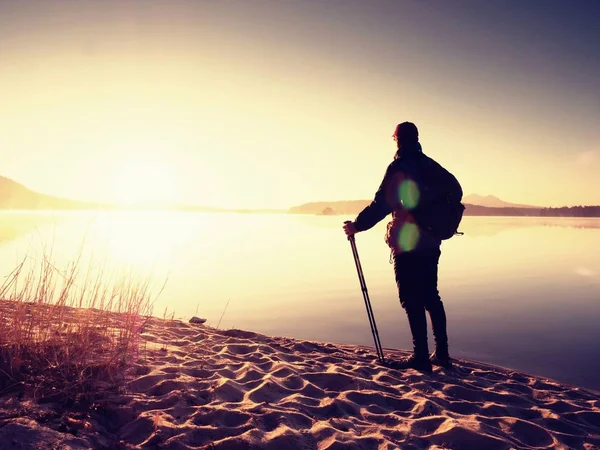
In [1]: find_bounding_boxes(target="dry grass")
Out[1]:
[0,244,161,405]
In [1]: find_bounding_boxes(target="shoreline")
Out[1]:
[1,315,598,449]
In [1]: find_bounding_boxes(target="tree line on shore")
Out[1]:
[311,203,600,217]
[538,206,600,217]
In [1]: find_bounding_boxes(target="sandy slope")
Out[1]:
[1,317,599,449]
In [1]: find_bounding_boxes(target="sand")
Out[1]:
[1,317,599,449]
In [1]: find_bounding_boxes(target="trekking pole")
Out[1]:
[344,221,385,364]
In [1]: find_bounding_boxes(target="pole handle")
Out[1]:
[344,220,356,242]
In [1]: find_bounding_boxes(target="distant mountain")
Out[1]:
[289,200,370,216]
[0,175,284,213]
[0,176,106,210]
[463,194,539,209]
[0,176,225,212]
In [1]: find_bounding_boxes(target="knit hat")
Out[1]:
[393,122,419,145]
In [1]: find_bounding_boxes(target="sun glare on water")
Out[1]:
[112,160,179,206]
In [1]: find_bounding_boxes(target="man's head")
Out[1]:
[393,122,419,148]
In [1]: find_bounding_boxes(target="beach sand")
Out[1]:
[1,317,599,449]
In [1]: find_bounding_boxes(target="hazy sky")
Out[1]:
[1,0,598,208]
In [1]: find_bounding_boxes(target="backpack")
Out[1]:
[413,157,465,240]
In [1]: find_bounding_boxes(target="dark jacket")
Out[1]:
[354,143,445,252]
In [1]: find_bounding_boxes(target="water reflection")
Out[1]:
[458,216,600,237]
[0,211,58,244]
[0,212,599,390]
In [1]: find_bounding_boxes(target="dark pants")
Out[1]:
[393,247,448,358]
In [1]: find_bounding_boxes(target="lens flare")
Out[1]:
[398,179,420,210]
[391,221,420,252]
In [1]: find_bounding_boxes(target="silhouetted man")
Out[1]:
[343,122,453,372]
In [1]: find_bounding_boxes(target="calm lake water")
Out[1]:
[1,212,599,391]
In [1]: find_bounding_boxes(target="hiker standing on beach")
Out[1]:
[343,122,463,372]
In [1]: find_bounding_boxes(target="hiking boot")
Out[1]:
[430,350,453,369]
[391,353,433,373]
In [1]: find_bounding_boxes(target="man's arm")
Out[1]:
[353,163,395,232]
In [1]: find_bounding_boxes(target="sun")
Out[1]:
[112,160,178,206]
